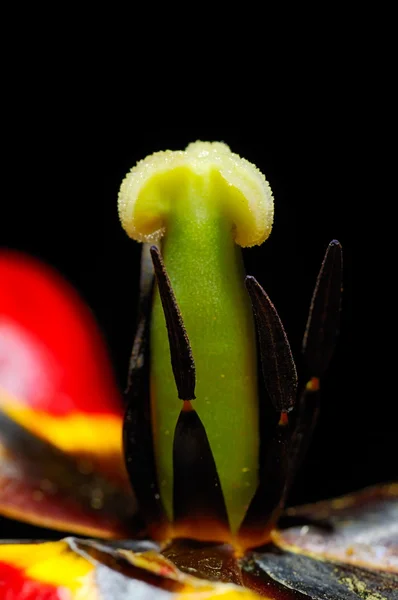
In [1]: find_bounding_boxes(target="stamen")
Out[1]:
[287,241,343,494]
[124,245,166,533]
[245,275,297,412]
[150,246,196,401]
[302,240,343,377]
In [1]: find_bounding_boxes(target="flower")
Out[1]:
[0,144,396,599]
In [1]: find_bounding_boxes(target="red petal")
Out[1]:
[0,540,96,599]
[0,539,263,599]
[0,251,136,535]
[0,250,122,417]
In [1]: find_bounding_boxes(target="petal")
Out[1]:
[0,251,137,535]
[164,486,398,598]
[273,483,398,573]
[238,483,398,598]
[0,538,265,599]
[244,546,398,600]
[0,539,96,599]
[0,411,137,538]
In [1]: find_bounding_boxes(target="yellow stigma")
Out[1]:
[118,141,274,248]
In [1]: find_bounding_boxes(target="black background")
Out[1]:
[0,52,392,541]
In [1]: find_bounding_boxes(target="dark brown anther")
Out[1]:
[287,242,343,491]
[238,277,297,548]
[126,244,155,393]
[150,246,196,401]
[302,239,343,377]
[123,245,166,531]
[245,275,297,412]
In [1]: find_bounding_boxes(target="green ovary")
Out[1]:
[150,176,259,534]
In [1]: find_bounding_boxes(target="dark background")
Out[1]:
[0,59,392,540]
